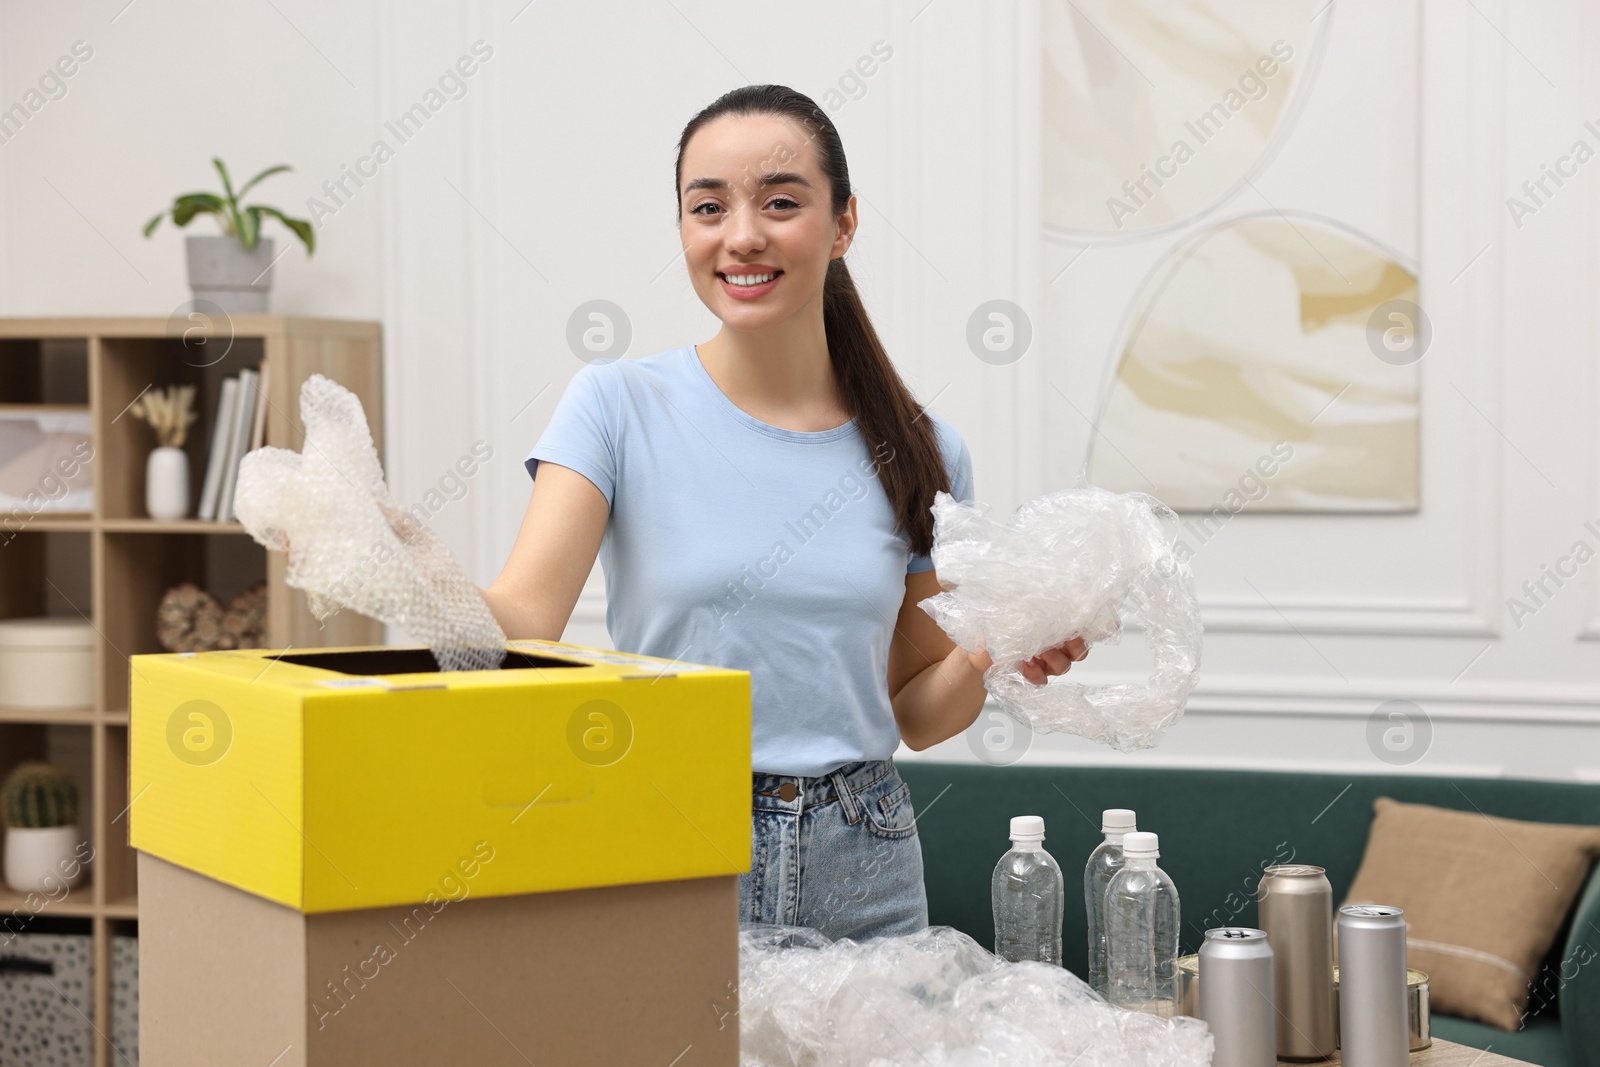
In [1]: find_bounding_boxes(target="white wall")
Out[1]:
[2,0,1595,779]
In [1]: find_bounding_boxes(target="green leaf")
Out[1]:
[212,157,238,206]
[212,157,245,236]
[171,193,226,227]
[252,204,316,256]
[143,211,165,238]
[237,206,260,250]
[237,164,291,200]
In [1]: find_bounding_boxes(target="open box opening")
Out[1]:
[276,647,588,675]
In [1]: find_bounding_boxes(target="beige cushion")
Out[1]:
[1341,797,1600,1030]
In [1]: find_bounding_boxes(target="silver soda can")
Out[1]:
[1337,905,1409,1067]
[1199,928,1276,1067]
[1257,865,1337,1058]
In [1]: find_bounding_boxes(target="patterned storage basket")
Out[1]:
[111,932,139,1065]
[0,925,94,1066]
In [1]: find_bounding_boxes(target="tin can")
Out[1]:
[1257,864,1337,1058]
[1334,966,1432,1051]
[1199,928,1276,1067]
[1337,905,1409,1067]
[1405,968,1431,1051]
[1177,954,1199,1016]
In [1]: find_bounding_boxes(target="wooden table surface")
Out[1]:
[1279,1037,1530,1066]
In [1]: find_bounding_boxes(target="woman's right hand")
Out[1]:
[481,461,609,641]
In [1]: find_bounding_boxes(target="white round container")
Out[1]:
[0,617,95,710]
[4,825,87,893]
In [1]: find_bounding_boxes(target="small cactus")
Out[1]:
[1,762,78,829]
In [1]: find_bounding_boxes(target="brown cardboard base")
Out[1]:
[138,852,741,1066]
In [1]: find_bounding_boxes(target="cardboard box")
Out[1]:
[137,853,740,1065]
[130,639,751,1066]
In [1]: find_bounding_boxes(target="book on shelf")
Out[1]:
[216,368,257,522]
[195,377,238,521]
[249,359,269,453]
[195,364,270,523]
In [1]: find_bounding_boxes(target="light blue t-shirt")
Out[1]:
[525,344,974,777]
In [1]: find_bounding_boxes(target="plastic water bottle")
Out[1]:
[1084,808,1137,996]
[991,815,1064,964]
[1105,830,1181,1016]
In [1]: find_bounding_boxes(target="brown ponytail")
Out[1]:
[675,84,949,558]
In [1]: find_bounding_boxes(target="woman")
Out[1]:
[483,84,1086,941]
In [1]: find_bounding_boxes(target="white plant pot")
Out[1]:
[186,234,275,314]
[4,825,86,894]
[146,445,190,520]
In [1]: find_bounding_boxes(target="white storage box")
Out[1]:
[0,617,94,710]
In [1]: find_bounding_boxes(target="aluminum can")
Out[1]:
[1337,905,1409,1067]
[1333,966,1432,1052]
[1199,928,1276,1067]
[1257,864,1336,1058]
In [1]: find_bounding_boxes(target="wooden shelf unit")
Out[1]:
[0,316,385,1067]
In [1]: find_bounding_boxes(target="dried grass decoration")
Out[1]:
[157,580,267,652]
[129,384,198,448]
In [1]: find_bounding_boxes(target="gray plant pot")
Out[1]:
[185,234,275,314]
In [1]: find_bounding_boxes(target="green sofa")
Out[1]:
[896,762,1600,1067]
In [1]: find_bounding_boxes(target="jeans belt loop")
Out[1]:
[830,770,861,824]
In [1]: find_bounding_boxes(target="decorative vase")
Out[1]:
[146,445,189,520]
[3,825,86,893]
[186,234,275,314]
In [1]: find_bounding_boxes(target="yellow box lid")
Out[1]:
[130,639,751,913]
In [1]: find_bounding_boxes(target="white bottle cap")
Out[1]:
[1101,808,1136,834]
[1122,831,1159,858]
[1009,815,1045,840]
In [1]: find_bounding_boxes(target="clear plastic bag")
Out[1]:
[917,486,1202,751]
[232,374,507,671]
[738,923,1213,1066]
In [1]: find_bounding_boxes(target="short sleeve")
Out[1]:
[524,363,617,507]
[907,428,973,574]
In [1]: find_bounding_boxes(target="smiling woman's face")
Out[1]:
[679,112,854,331]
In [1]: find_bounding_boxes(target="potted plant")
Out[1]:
[2,762,87,893]
[144,158,315,314]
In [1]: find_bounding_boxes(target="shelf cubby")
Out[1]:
[0,337,89,406]
[101,529,266,713]
[0,721,94,913]
[95,335,265,523]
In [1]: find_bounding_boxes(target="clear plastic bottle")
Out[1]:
[1084,808,1137,997]
[991,815,1064,964]
[1105,830,1181,1016]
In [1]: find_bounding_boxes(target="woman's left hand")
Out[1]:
[964,637,1089,685]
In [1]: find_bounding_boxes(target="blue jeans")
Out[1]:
[739,758,929,942]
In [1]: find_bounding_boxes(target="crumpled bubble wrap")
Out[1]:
[739,924,1213,1067]
[232,373,507,671]
[917,486,1201,751]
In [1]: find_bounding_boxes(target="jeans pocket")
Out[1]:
[861,777,917,841]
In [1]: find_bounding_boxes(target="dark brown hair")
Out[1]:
[674,84,949,559]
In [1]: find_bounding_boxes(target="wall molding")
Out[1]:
[1064,669,1600,720]
[896,744,1528,780]
[1197,601,1496,638]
